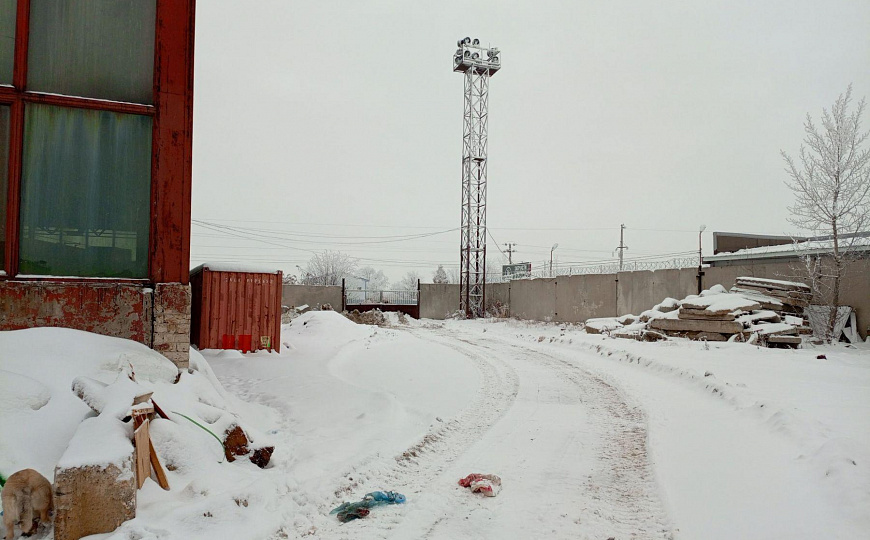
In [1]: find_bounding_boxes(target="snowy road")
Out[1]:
[394,328,673,540]
[205,313,869,539]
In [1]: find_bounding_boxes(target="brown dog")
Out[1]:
[2,469,53,540]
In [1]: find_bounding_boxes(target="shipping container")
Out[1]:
[190,264,282,353]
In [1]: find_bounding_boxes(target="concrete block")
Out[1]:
[54,460,136,540]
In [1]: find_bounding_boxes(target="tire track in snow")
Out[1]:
[302,327,520,539]
[471,334,673,540]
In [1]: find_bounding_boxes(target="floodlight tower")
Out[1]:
[453,37,501,318]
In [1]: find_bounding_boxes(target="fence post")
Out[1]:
[341,278,346,311]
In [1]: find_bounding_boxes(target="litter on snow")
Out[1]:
[330,490,407,522]
[458,473,502,497]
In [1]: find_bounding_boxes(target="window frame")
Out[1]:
[1,0,158,282]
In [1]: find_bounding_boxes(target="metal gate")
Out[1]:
[342,280,420,319]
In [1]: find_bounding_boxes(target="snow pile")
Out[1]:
[0,370,51,412]
[0,328,181,482]
[0,327,286,540]
[57,416,134,471]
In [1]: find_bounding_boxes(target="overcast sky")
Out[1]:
[189,0,870,283]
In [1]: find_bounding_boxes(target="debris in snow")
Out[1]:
[330,491,407,522]
[344,308,389,327]
[458,473,502,497]
[586,277,816,347]
[221,423,275,469]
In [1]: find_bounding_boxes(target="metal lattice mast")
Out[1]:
[453,37,500,318]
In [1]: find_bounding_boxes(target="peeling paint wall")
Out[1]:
[0,280,193,365]
[0,280,152,342]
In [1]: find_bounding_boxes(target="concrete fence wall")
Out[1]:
[282,285,343,311]
[283,262,869,339]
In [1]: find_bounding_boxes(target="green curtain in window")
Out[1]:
[27,0,156,103]
[19,104,152,278]
[0,0,15,83]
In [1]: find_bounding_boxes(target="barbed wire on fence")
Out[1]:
[488,256,700,282]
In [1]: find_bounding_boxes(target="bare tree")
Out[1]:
[303,250,358,286]
[394,270,422,291]
[446,267,460,284]
[782,84,870,342]
[433,264,449,284]
[282,274,298,285]
[356,266,390,291]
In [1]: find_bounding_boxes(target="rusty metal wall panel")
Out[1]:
[190,268,281,352]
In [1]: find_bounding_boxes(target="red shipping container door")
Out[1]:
[190,265,282,353]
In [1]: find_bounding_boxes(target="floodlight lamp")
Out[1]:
[473,38,480,45]
[464,50,470,58]
[463,37,471,44]
[552,243,559,250]
[700,225,707,232]
[472,52,479,59]
[457,39,463,47]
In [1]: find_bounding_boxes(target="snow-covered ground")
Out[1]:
[1,313,868,539]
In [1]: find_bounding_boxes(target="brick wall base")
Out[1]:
[0,280,191,368]
[152,283,191,369]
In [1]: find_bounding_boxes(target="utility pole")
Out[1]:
[550,243,559,278]
[615,224,628,271]
[698,225,706,294]
[504,243,516,264]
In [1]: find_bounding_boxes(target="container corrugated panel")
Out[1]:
[190,266,282,352]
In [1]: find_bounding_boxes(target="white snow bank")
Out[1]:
[57,416,133,470]
[0,328,179,481]
[700,284,728,296]
[0,370,51,411]
[585,317,622,333]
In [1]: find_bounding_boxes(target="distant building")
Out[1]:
[0,1,196,367]
[706,232,870,266]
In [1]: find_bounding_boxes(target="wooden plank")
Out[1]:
[650,318,744,334]
[148,439,170,490]
[134,421,151,489]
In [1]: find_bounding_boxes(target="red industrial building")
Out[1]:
[1,1,196,367]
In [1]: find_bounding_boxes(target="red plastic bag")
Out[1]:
[458,473,501,497]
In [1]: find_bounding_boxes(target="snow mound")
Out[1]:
[57,415,134,470]
[0,370,51,411]
[116,351,178,383]
[285,310,374,342]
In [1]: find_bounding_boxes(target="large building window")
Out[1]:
[19,105,152,278]
[0,0,14,84]
[27,0,156,104]
[3,0,161,279]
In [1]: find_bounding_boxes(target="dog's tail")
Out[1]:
[18,485,33,527]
